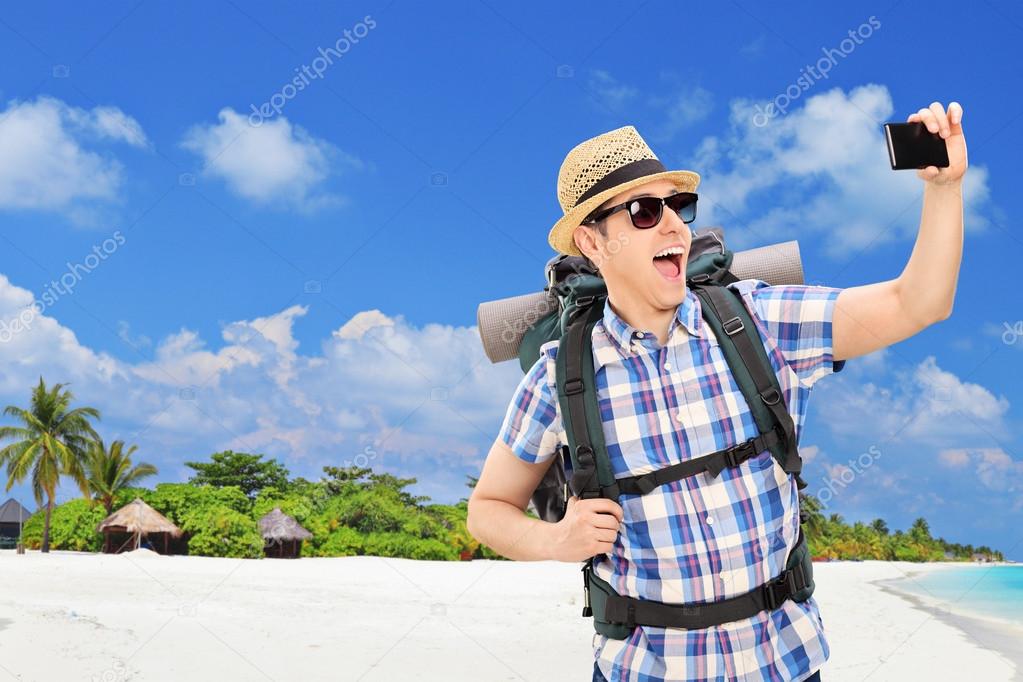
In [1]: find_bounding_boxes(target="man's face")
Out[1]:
[573,178,692,313]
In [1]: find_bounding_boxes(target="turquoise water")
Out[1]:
[894,565,1023,625]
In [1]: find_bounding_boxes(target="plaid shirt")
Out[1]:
[497,279,846,682]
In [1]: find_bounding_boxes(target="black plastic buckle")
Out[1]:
[581,560,593,617]
[760,388,781,406]
[575,444,594,463]
[723,316,744,336]
[689,273,711,284]
[575,295,596,308]
[724,439,757,468]
[763,574,789,611]
[564,378,585,395]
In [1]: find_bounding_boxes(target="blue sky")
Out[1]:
[0,1,1021,559]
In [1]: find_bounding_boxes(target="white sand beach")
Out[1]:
[0,551,1018,682]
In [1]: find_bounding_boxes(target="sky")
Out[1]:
[0,1,1021,559]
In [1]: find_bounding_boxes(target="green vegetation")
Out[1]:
[13,460,502,560]
[0,376,1006,563]
[799,493,1004,562]
[0,378,103,552]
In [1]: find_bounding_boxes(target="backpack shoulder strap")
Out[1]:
[689,280,806,489]
[554,297,621,506]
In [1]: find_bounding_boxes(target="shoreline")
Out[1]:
[873,563,1023,682]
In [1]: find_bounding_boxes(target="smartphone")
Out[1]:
[883,121,950,170]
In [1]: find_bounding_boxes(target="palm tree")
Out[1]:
[0,378,100,552]
[86,438,158,515]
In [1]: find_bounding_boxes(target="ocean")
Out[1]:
[892,564,1023,626]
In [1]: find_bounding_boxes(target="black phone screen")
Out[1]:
[884,122,950,170]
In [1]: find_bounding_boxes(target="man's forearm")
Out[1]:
[897,179,964,323]
[468,499,558,561]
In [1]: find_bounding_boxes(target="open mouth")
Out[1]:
[652,246,685,281]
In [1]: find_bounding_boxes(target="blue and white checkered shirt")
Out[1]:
[497,279,846,682]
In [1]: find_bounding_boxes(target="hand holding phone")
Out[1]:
[884,121,950,171]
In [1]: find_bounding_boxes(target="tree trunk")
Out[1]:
[41,495,53,553]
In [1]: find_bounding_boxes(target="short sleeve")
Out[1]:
[739,280,846,389]
[497,355,562,464]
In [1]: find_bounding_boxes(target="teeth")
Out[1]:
[654,246,685,258]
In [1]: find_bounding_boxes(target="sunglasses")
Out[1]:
[583,191,698,229]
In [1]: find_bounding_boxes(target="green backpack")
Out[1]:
[517,227,814,638]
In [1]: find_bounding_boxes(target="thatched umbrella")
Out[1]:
[259,507,312,558]
[96,497,182,554]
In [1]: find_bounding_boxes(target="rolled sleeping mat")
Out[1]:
[476,238,804,364]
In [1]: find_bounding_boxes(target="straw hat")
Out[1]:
[548,125,700,257]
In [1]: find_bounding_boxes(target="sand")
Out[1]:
[0,551,1018,681]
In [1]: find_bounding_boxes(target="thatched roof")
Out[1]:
[0,498,31,523]
[259,507,312,543]
[96,498,183,538]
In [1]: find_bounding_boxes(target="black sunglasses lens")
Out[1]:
[666,193,698,223]
[629,197,662,228]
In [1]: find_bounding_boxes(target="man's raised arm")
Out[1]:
[832,101,967,362]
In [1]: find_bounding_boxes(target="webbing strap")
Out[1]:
[598,532,812,630]
[558,300,619,503]
[616,427,782,495]
[690,283,802,483]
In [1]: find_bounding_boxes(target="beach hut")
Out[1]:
[0,498,31,545]
[259,507,312,558]
[97,497,183,555]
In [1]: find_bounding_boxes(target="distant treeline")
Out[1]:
[2,378,1004,562]
[18,454,499,560]
[16,453,1005,562]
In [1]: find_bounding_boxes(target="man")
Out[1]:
[467,103,966,681]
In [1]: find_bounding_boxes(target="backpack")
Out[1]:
[520,227,807,525]
[515,227,815,639]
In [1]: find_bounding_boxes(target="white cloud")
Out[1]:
[181,108,359,210]
[333,309,394,340]
[0,272,520,498]
[0,97,147,219]
[585,70,713,141]
[587,70,639,114]
[689,84,993,256]
[939,447,1023,495]
[938,449,970,468]
[647,83,714,142]
[816,352,1010,447]
[799,444,820,464]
